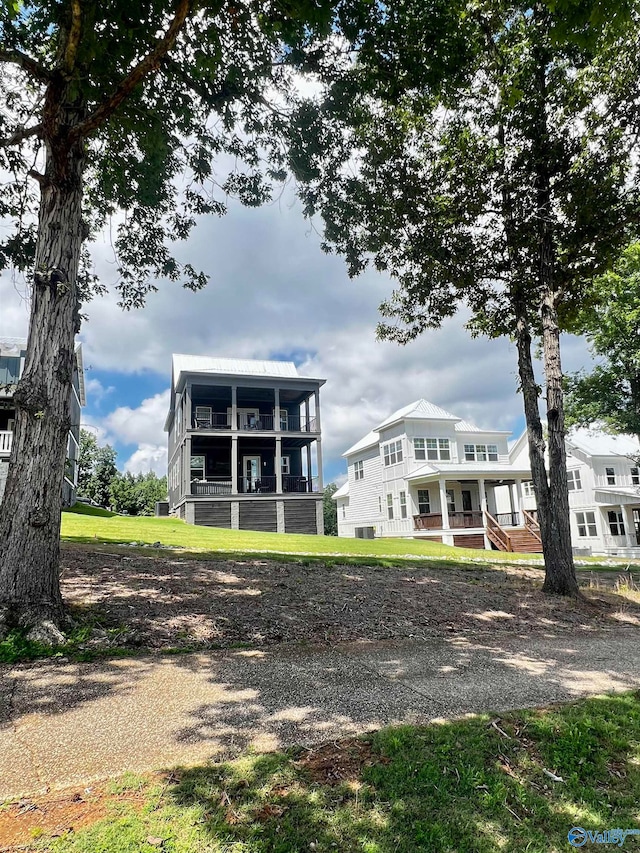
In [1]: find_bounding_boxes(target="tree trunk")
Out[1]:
[0,90,85,641]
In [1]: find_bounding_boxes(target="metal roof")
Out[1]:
[172,354,301,387]
[375,398,460,430]
[343,429,380,457]
[332,482,349,499]
[567,428,640,458]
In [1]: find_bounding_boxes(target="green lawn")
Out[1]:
[30,692,640,853]
[61,506,637,569]
[61,507,545,564]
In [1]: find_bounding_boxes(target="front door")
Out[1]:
[462,490,473,512]
[634,508,640,545]
[243,455,261,492]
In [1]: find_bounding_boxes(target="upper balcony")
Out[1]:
[0,431,12,456]
[191,409,318,433]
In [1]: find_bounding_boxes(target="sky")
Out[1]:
[0,188,593,485]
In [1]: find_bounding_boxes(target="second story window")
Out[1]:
[522,481,535,498]
[414,438,426,460]
[383,440,403,466]
[464,443,499,462]
[631,467,639,486]
[190,455,205,481]
[0,356,21,386]
[426,438,451,461]
[606,467,616,485]
[353,460,364,480]
[567,469,582,491]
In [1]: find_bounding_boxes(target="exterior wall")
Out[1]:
[337,444,383,537]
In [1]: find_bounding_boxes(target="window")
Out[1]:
[567,469,582,491]
[281,456,290,475]
[576,511,597,537]
[387,494,394,520]
[353,460,364,480]
[417,489,430,514]
[425,438,451,461]
[342,505,346,519]
[378,496,382,513]
[414,438,426,460]
[465,443,499,462]
[523,481,535,498]
[383,440,403,466]
[190,455,205,481]
[631,467,639,486]
[606,467,616,485]
[608,510,625,536]
[0,356,21,386]
[400,491,407,519]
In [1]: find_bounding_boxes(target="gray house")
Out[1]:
[0,336,85,506]
[165,354,325,534]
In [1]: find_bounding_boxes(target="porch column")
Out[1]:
[439,477,450,529]
[231,436,238,495]
[478,478,489,549]
[184,435,192,498]
[305,397,310,432]
[276,436,283,494]
[314,388,322,434]
[306,443,312,491]
[185,382,192,431]
[274,387,281,432]
[231,385,237,432]
[509,483,516,521]
[316,438,324,491]
[515,479,524,519]
[622,504,634,547]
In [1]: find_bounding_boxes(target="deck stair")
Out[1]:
[485,510,543,554]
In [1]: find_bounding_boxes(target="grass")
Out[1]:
[60,506,637,570]
[25,692,640,853]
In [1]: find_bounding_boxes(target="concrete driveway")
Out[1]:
[1,630,639,801]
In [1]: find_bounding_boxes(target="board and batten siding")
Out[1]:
[338,444,383,537]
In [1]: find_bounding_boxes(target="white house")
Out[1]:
[504,427,640,558]
[333,399,542,552]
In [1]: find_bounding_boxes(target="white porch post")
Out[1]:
[231,385,237,431]
[184,436,192,497]
[231,436,238,495]
[515,479,524,521]
[622,504,634,547]
[305,397,310,432]
[276,436,283,494]
[314,388,322,433]
[478,478,489,549]
[439,477,450,529]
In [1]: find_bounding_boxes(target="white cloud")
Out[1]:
[103,389,170,448]
[122,443,167,476]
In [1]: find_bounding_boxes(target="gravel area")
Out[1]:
[59,544,640,652]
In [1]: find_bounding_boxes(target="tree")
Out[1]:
[323,482,338,535]
[77,428,118,505]
[0,0,358,639]
[564,242,640,445]
[290,0,640,595]
[109,471,168,516]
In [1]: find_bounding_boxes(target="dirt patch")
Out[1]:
[58,544,640,654]
[0,780,151,850]
[296,737,385,786]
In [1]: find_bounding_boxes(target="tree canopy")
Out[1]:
[564,242,640,444]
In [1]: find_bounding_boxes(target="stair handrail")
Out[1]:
[522,509,542,543]
[484,510,513,552]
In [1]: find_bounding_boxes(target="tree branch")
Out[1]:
[0,122,43,149]
[0,47,51,83]
[62,0,83,74]
[70,0,193,140]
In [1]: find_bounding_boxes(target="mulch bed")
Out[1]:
[58,545,640,654]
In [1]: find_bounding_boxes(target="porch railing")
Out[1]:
[0,431,12,454]
[523,509,542,543]
[413,510,483,530]
[240,475,276,494]
[190,412,319,432]
[191,478,232,495]
[485,511,512,552]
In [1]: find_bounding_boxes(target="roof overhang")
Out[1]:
[406,464,532,483]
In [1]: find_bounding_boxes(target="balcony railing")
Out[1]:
[494,512,520,528]
[191,412,319,433]
[191,475,317,496]
[0,431,12,454]
[594,474,640,489]
[414,510,484,530]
